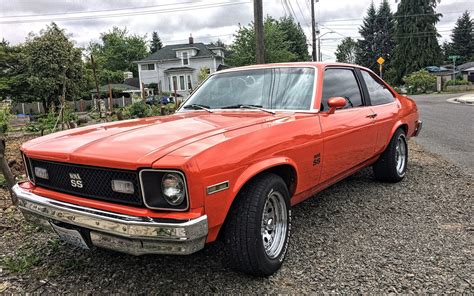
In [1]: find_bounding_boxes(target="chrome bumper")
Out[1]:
[414,120,423,137]
[13,184,208,255]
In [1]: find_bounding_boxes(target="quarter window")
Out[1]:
[361,70,395,105]
[321,68,363,111]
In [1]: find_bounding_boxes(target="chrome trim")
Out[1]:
[22,153,35,185]
[13,184,207,255]
[206,181,230,195]
[139,169,190,211]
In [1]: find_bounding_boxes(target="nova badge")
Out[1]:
[69,173,83,188]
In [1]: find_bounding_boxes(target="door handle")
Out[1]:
[366,113,378,118]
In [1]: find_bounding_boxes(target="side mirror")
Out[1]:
[327,97,346,114]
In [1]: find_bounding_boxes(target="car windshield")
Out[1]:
[181,67,315,111]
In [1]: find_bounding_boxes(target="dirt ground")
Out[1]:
[0,138,472,293]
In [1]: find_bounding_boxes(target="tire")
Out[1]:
[373,128,408,183]
[224,173,291,276]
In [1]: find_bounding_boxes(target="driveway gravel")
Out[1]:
[0,140,472,293]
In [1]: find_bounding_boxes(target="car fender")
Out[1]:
[231,157,299,196]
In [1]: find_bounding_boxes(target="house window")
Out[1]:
[179,75,185,91]
[172,76,178,91]
[182,52,189,65]
[141,64,155,71]
[187,75,192,90]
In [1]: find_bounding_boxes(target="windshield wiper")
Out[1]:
[182,104,213,113]
[221,104,275,115]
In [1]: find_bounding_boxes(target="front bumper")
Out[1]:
[13,184,208,255]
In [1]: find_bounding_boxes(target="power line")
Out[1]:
[0,1,251,24]
[1,1,201,18]
[295,0,311,28]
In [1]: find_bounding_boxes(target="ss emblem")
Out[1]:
[69,173,83,188]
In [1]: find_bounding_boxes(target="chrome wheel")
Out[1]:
[261,189,288,259]
[395,135,407,175]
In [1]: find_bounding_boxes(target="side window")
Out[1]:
[321,68,363,111]
[361,70,395,105]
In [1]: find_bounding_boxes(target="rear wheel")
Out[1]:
[373,128,408,182]
[224,173,291,276]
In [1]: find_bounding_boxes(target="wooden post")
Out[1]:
[90,54,101,111]
[311,0,317,61]
[254,0,265,64]
[108,83,113,113]
[0,137,16,205]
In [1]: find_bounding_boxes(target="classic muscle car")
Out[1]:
[15,62,422,276]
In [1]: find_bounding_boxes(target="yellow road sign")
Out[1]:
[377,57,385,65]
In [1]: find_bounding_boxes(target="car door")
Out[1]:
[318,67,379,182]
[359,70,399,154]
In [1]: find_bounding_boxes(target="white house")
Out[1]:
[136,35,226,97]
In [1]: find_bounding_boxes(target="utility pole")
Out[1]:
[90,54,101,113]
[311,0,317,61]
[254,0,265,64]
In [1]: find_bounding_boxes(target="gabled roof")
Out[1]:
[138,42,215,63]
[458,61,474,71]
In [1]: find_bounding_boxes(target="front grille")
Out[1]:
[28,158,143,206]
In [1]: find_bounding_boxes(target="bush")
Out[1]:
[0,108,12,134]
[445,79,470,87]
[403,70,436,94]
[123,101,149,118]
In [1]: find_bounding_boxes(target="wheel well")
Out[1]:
[263,164,297,197]
[398,124,408,135]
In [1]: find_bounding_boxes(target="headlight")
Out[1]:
[161,173,185,205]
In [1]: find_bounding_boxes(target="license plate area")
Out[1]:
[50,222,90,250]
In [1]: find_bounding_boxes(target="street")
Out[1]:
[411,92,474,174]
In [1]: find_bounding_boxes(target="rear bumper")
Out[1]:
[13,184,208,255]
[413,120,423,137]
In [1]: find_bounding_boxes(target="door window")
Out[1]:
[361,70,395,105]
[321,68,363,112]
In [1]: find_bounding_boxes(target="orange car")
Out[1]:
[15,62,421,276]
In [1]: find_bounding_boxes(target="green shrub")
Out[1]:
[0,108,12,134]
[123,101,149,118]
[445,79,470,87]
[403,70,436,94]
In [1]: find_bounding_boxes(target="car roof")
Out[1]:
[215,62,371,74]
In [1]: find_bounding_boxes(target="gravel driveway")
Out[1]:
[0,141,472,293]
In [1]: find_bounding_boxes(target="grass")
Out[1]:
[1,253,41,273]
[0,174,6,187]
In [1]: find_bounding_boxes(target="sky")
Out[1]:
[0,0,473,61]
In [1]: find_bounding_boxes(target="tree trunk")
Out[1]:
[0,137,17,205]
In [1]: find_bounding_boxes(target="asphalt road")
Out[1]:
[410,92,474,175]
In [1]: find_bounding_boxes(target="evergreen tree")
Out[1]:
[374,0,395,67]
[450,11,474,64]
[335,37,357,63]
[442,41,453,63]
[277,16,310,61]
[392,0,443,84]
[356,2,377,71]
[150,31,163,54]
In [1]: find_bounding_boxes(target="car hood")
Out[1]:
[22,112,288,170]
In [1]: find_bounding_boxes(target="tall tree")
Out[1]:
[374,0,395,66]
[23,23,85,111]
[335,37,357,63]
[392,0,443,83]
[356,2,377,71]
[450,11,474,64]
[88,27,148,81]
[227,17,295,66]
[277,16,310,61]
[0,40,30,101]
[150,31,163,54]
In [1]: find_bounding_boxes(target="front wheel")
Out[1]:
[373,128,408,182]
[224,173,291,276]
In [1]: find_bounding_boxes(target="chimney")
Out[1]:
[189,34,194,44]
